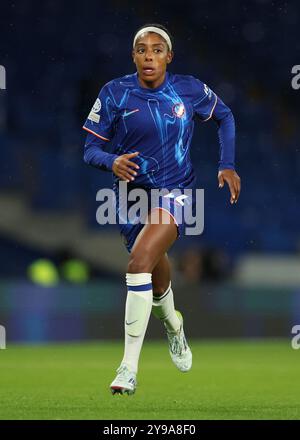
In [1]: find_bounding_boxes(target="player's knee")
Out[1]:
[127,252,152,274]
[152,284,168,296]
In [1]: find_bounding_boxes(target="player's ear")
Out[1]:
[132,49,136,63]
[167,50,174,64]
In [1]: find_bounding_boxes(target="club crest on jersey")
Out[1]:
[92,98,101,113]
[172,102,185,118]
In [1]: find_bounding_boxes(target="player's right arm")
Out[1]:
[82,82,139,181]
[112,152,140,183]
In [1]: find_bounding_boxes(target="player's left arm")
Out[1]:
[192,79,241,204]
[212,99,241,204]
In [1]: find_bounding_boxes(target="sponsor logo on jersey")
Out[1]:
[172,102,185,118]
[88,97,102,123]
[88,111,100,123]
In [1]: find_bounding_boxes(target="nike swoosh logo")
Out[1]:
[126,319,138,325]
[122,109,139,118]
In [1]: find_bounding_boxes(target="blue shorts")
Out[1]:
[113,182,197,253]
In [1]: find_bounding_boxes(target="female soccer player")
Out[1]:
[83,23,241,395]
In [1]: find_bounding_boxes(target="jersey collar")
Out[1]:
[134,71,169,93]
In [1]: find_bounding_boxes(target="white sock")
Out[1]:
[121,272,153,374]
[152,281,181,333]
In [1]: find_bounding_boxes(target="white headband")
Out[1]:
[133,26,172,51]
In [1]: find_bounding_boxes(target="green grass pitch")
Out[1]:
[0,339,300,420]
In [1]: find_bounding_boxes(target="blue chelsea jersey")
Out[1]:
[83,71,234,189]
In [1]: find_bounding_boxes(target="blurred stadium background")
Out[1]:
[0,0,300,419]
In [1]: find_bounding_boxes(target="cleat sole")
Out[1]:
[110,386,135,396]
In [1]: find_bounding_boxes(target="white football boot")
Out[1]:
[110,363,137,395]
[165,310,192,372]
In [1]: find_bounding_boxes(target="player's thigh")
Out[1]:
[129,208,178,273]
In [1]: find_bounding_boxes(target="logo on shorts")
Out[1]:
[164,193,188,206]
[172,103,185,118]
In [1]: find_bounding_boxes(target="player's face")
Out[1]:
[132,32,173,88]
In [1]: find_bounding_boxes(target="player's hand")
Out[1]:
[112,151,140,182]
[218,169,241,204]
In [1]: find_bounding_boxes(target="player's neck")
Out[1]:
[137,71,167,89]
